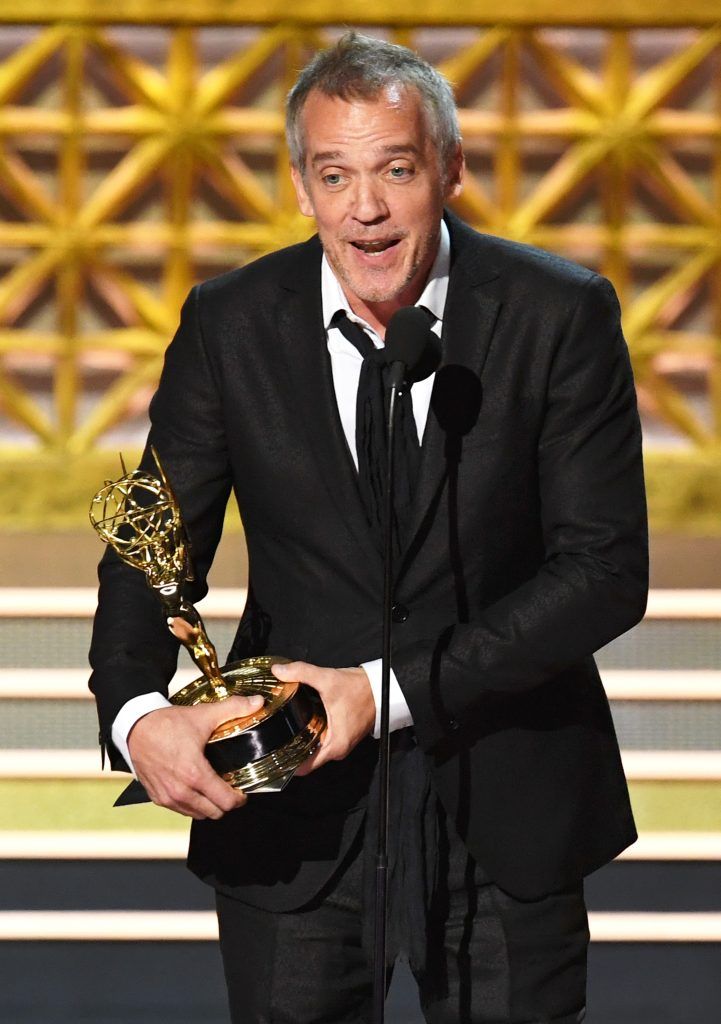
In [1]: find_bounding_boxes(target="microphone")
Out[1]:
[380,306,441,388]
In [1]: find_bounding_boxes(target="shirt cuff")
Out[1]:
[361,659,414,738]
[111,692,172,775]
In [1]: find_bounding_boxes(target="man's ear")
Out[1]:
[290,165,314,218]
[445,144,465,201]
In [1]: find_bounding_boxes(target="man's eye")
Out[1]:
[323,173,343,186]
[389,166,411,179]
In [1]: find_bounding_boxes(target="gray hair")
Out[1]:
[286,32,461,172]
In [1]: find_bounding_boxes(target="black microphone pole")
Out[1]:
[372,368,400,1024]
[371,307,439,1024]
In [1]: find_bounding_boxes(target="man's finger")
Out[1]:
[138,740,247,816]
[185,783,247,819]
[294,724,332,775]
[181,756,247,812]
[294,746,324,776]
[272,661,314,684]
[173,791,228,821]
[146,769,246,817]
[202,777,247,814]
[201,693,265,731]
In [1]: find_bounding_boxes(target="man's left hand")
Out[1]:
[271,662,375,775]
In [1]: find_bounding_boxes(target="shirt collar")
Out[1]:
[321,218,450,336]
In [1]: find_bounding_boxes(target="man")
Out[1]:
[90,32,648,1024]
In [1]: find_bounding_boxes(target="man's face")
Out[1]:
[291,85,463,321]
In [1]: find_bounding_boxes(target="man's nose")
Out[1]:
[351,177,389,223]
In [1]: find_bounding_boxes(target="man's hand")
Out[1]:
[127,694,264,820]
[271,662,375,775]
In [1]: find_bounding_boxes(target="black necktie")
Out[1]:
[332,311,423,556]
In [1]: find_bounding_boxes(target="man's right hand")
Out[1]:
[127,694,264,820]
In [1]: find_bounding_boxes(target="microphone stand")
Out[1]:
[372,366,403,1024]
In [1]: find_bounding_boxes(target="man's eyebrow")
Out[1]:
[380,144,420,156]
[310,144,421,165]
[311,151,344,165]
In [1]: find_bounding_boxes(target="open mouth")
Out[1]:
[350,238,401,256]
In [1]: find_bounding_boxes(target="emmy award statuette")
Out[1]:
[89,448,326,796]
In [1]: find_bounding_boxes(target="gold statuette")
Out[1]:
[90,449,325,794]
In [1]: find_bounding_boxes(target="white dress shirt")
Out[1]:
[111,221,450,771]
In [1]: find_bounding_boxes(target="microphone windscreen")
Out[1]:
[383,307,441,382]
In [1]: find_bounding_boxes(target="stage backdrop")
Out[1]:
[0,2,721,530]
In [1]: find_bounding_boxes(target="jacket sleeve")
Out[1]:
[392,274,649,753]
[88,284,233,770]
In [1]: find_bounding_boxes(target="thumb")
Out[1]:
[200,692,265,727]
[271,661,305,682]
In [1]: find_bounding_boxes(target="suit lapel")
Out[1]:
[275,237,383,575]
[402,216,502,564]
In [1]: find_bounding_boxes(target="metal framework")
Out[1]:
[1,7,721,528]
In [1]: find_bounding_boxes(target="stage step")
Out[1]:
[0,854,720,1024]
[1,589,719,672]
[3,673,721,751]
[2,910,721,943]
[0,588,718,1024]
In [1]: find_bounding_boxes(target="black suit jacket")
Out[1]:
[89,212,647,906]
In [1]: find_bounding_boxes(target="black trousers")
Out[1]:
[216,811,589,1024]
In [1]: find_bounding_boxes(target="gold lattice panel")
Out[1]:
[0,23,320,458]
[1,9,721,529]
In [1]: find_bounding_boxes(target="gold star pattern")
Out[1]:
[0,17,720,528]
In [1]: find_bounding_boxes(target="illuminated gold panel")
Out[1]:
[0,14,720,529]
[1,3,721,27]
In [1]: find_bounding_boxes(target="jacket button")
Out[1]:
[391,602,409,623]
[448,718,460,732]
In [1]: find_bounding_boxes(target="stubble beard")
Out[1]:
[324,229,438,307]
